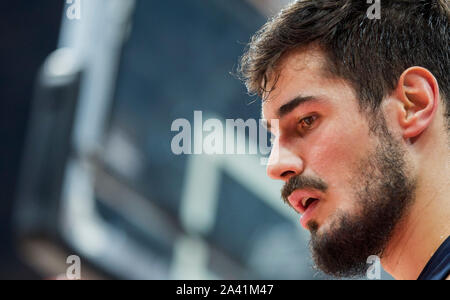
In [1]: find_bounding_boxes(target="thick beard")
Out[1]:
[309,119,416,278]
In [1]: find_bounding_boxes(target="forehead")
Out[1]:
[261,46,351,119]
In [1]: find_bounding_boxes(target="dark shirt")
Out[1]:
[417,236,450,280]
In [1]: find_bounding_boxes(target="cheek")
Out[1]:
[309,118,370,178]
[307,117,373,212]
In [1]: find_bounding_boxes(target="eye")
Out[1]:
[298,115,318,133]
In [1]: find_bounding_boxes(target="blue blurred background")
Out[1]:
[1,0,390,280]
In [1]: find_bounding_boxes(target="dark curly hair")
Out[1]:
[239,0,449,127]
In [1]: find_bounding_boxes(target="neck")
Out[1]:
[381,139,450,280]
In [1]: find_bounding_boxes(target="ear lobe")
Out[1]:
[394,67,439,140]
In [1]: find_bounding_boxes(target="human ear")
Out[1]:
[394,67,440,140]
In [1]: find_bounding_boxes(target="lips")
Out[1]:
[288,189,322,213]
[287,189,323,228]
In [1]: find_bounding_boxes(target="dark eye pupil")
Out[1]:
[304,117,313,126]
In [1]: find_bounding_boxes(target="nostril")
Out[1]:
[281,170,296,178]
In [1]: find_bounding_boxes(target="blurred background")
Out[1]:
[0,0,391,280]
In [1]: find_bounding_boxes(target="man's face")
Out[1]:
[263,47,416,277]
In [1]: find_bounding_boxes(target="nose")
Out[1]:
[267,140,304,182]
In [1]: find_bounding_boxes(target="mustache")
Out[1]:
[281,174,328,205]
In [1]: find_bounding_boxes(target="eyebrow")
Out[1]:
[264,95,321,131]
[278,96,317,118]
